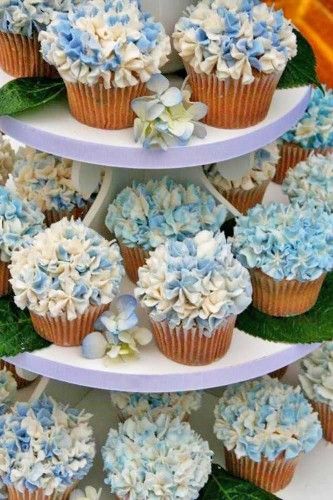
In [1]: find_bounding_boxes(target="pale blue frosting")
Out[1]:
[232,201,333,281]
[135,231,252,333]
[214,376,322,462]
[282,86,333,148]
[282,153,333,213]
[102,415,213,499]
[106,177,227,250]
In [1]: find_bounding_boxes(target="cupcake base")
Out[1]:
[43,204,92,226]
[312,401,333,443]
[150,316,235,366]
[7,485,75,500]
[250,269,326,317]
[30,304,109,347]
[269,366,288,380]
[119,243,149,284]
[217,181,269,214]
[0,33,57,78]
[187,68,281,128]
[273,142,333,184]
[65,81,147,129]
[224,449,298,493]
[0,360,37,389]
[0,261,10,297]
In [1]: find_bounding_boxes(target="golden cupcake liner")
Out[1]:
[30,304,109,347]
[65,81,147,129]
[0,33,57,78]
[224,449,299,493]
[119,243,149,284]
[0,360,37,389]
[217,180,270,214]
[312,401,333,443]
[0,261,10,297]
[43,204,92,226]
[250,269,326,317]
[273,142,333,184]
[7,485,75,500]
[269,366,288,380]
[150,316,235,366]
[187,68,281,128]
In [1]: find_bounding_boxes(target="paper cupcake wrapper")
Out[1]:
[150,316,235,366]
[65,81,147,129]
[0,32,57,78]
[30,303,109,347]
[224,449,298,493]
[7,485,75,500]
[269,366,288,380]
[216,180,270,214]
[0,261,10,297]
[119,243,149,284]
[274,142,333,184]
[0,360,37,389]
[43,204,92,226]
[250,269,326,317]
[312,401,333,443]
[187,68,281,128]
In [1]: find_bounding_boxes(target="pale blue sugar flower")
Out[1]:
[132,74,207,149]
[70,486,102,500]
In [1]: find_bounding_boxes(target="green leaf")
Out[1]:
[0,295,50,357]
[199,464,279,500]
[237,273,333,344]
[0,77,65,116]
[278,30,321,89]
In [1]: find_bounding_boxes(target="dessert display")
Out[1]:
[0,135,14,186]
[232,202,333,316]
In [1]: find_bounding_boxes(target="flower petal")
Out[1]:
[147,73,169,94]
[160,87,183,107]
[81,332,107,359]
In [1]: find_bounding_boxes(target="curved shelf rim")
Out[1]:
[6,341,318,392]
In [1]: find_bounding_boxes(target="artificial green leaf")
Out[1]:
[0,77,65,116]
[237,273,333,344]
[0,295,49,357]
[278,30,321,89]
[199,464,279,500]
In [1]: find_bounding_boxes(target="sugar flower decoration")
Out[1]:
[82,295,152,361]
[70,486,102,500]
[106,177,227,251]
[10,218,124,320]
[206,141,279,191]
[0,394,95,494]
[12,147,99,213]
[110,391,202,421]
[132,74,207,149]
[39,0,171,89]
[0,369,17,415]
[0,186,44,263]
[282,153,333,213]
[232,201,333,281]
[173,0,297,85]
[282,86,333,148]
[135,230,252,333]
[299,342,333,411]
[102,415,213,499]
[0,135,14,186]
[214,376,322,463]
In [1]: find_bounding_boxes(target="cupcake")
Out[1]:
[0,394,95,499]
[106,177,227,283]
[173,1,297,128]
[0,369,17,413]
[205,142,279,213]
[232,202,333,316]
[214,376,322,492]
[0,0,73,77]
[110,390,202,422]
[9,218,124,346]
[135,231,252,365]
[282,153,333,213]
[275,86,333,184]
[0,186,44,297]
[102,415,213,499]
[39,0,171,129]
[12,147,100,226]
[299,342,333,443]
[0,135,14,186]
[0,361,38,390]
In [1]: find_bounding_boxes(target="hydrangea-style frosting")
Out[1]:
[214,376,322,462]
[10,218,124,320]
[173,0,297,84]
[232,201,333,281]
[0,186,44,263]
[70,486,102,500]
[206,141,279,191]
[39,0,171,88]
[13,147,98,212]
[282,86,333,148]
[0,370,17,416]
[110,391,202,421]
[0,394,95,494]
[0,0,75,37]
[102,415,212,499]
[299,342,333,411]
[106,177,227,250]
[0,135,14,185]
[282,153,333,212]
[135,231,252,332]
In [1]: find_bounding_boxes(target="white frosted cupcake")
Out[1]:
[0,135,14,186]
